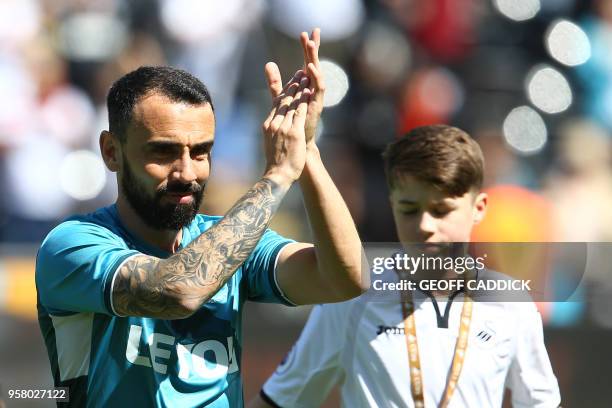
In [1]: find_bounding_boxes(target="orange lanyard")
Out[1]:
[401,290,473,408]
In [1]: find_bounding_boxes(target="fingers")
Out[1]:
[300,28,322,102]
[276,81,302,117]
[300,32,310,70]
[311,28,321,49]
[265,62,283,99]
[265,82,297,129]
[307,29,320,69]
[301,28,321,70]
[267,68,303,105]
[264,28,321,137]
[281,77,310,130]
[307,62,325,104]
[264,82,295,129]
[292,88,311,129]
[270,79,304,132]
[277,70,304,102]
[280,94,300,132]
[265,63,305,100]
[263,71,305,126]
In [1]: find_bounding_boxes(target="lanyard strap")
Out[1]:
[401,290,473,408]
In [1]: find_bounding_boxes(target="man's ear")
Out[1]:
[473,192,488,225]
[100,130,121,172]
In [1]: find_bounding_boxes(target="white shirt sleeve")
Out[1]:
[506,303,561,408]
[262,302,350,408]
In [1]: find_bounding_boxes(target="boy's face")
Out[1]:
[389,175,487,250]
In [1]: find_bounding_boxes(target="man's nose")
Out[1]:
[171,151,197,184]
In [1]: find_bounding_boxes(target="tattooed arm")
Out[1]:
[112,75,311,319]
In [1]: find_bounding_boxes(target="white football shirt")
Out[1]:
[262,269,561,408]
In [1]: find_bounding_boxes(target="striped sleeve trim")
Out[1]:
[270,242,297,307]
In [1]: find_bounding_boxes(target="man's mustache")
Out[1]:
[159,182,204,195]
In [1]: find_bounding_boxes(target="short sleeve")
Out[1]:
[506,303,561,408]
[262,303,349,408]
[36,221,140,316]
[243,228,294,305]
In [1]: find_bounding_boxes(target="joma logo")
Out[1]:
[376,325,405,335]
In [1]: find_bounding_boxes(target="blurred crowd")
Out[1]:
[1,0,612,328]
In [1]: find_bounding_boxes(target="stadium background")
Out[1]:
[1,0,611,406]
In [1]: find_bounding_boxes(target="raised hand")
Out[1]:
[300,28,325,144]
[262,69,312,185]
[264,28,325,145]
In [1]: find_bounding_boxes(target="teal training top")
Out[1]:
[36,204,294,407]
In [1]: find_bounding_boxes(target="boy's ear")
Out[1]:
[472,192,488,224]
[100,130,121,172]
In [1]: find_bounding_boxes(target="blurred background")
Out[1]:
[0,0,611,406]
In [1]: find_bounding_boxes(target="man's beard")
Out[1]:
[121,160,205,231]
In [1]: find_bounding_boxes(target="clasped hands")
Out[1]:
[262,29,325,185]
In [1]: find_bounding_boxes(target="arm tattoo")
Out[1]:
[113,178,286,318]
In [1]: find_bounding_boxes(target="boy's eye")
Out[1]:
[431,207,451,217]
[400,208,418,216]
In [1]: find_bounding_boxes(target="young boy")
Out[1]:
[249,125,561,407]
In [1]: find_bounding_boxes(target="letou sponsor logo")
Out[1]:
[125,325,239,379]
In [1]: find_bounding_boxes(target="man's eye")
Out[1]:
[148,149,177,163]
[400,209,418,216]
[191,149,210,159]
[150,148,172,156]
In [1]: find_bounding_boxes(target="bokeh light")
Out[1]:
[546,19,591,66]
[361,22,411,88]
[58,12,127,61]
[472,185,553,241]
[320,60,349,107]
[160,0,249,43]
[268,0,364,41]
[527,65,572,114]
[6,135,72,220]
[398,67,464,133]
[0,57,37,145]
[0,0,41,47]
[59,150,107,201]
[493,0,540,22]
[503,106,547,154]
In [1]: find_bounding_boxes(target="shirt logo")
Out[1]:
[474,320,497,347]
[476,330,493,342]
[376,325,405,335]
[125,324,239,379]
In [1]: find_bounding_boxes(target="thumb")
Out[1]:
[265,62,283,99]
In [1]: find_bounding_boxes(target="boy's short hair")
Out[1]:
[383,125,484,196]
